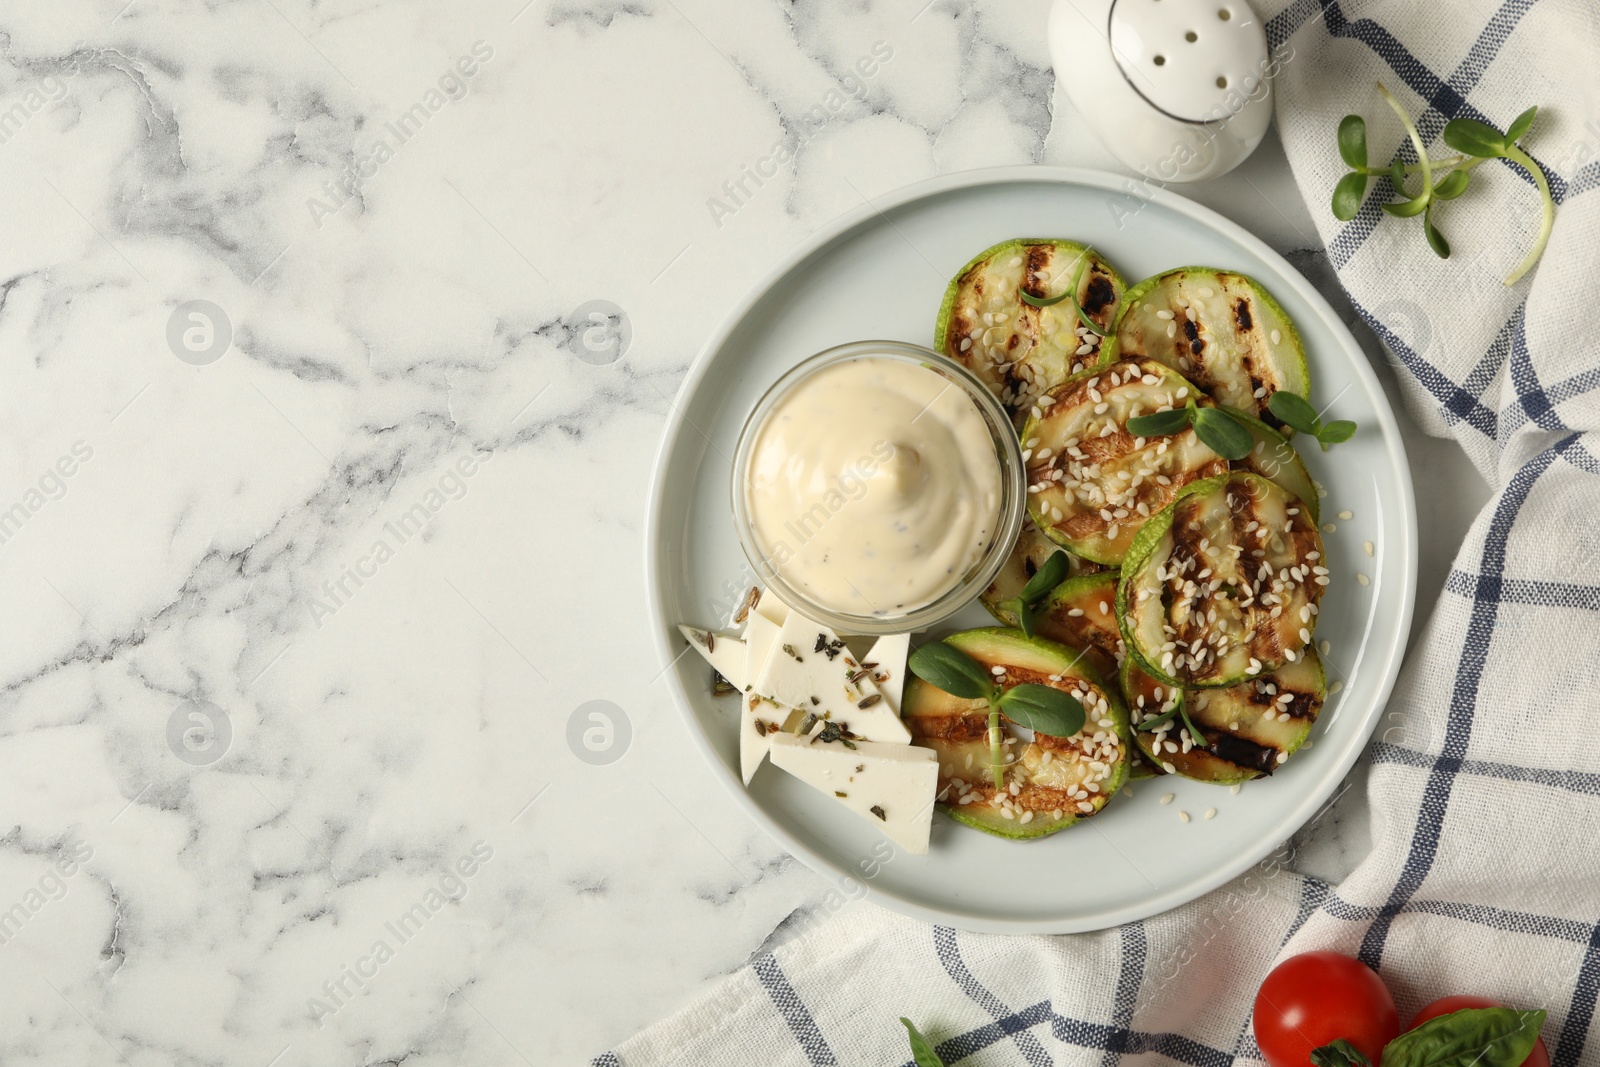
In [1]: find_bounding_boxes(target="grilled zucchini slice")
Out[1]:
[980,523,1104,627]
[1105,267,1310,424]
[1016,574,1165,779]
[1126,651,1325,783]
[1229,408,1320,523]
[1020,358,1230,565]
[1032,572,1122,676]
[1117,472,1326,689]
[934,239,1124,424]
[903,628,1130,840]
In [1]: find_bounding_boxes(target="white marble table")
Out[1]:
[0,1,1489,1063]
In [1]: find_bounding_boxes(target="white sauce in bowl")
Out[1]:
[742,355,1004,616]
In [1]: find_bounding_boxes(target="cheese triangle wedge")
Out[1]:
[862,633,911,715]
[753,611,911,745]
[677,626,747,691]
[768,733,939,854]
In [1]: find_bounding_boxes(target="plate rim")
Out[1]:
[643,164,1418,934]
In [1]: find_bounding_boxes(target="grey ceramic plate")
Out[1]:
[645,167,1416,933]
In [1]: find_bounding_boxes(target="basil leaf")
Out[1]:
[1191,406,1254,460]
[1019,551,1072,603]
[1267,391,1322,436]
[1019,289,1071,308]
[1432,168,1471,200]
[1442,117,1507,159]
[1311,1039,1373,1067]
[1319,420,1358,446]
[908,641,995,700]
[1016,598,1035,638]
[1382,1007,1546,1067]
[1505,104,1538,145]
[900,1018,948,1067]
[997,683,1086,737]
[1383,194,1431,218]
[1424,204,1450,259]
[1337,114,1368,169]
[1127,408,1192,437]
[1332,172,1368,221]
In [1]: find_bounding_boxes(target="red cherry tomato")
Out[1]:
[1254,951,1400,1066]
[1410,996,1549,1067]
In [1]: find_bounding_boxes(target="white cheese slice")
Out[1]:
[862,633,911,715]
[767,733,939,854]
[742,608,785,693]
[676,626,748,691]
[750,588,789,627]
[753,611,911,745]
[739,698,787,785]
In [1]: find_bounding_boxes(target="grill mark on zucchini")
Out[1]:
[1234,299,1252,332]
[1181,316,1202,356]
[1084,270,1116,315]
[1024,243,1051,301]
[1208,733,1280,775]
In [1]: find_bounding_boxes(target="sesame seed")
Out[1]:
[1270,329,1282,345]
[1356,573,1370,586]
[1204,807,1217,820]
[1329,680,1344,694]
[1167,322,1177,339]
[1020,810,1034,823]
[1319,639,1331,655]
[1323,523,1337,533]
[1338,510,1353,520]
[991,666,1006,675]
[1179,810,1191,823]
[1229,784,1241,795]
[1159,792,1174,805]
[1156,309,1175,320]
[1364,540,1375,556]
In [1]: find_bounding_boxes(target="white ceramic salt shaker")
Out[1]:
[1049,0,1276,182]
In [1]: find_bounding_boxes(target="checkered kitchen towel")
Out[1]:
[602,0,1600,1063]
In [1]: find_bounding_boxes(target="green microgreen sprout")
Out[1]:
[1125,400,1254,461]
[908,640,1085,791]
[1332,85,1553,285]
[1020,250,1108,336]
[1266,392,1357,451]
[900,1018,949,1067]
[1000,549,1071,639]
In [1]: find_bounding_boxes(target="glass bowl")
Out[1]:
[730,340,1025,635]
